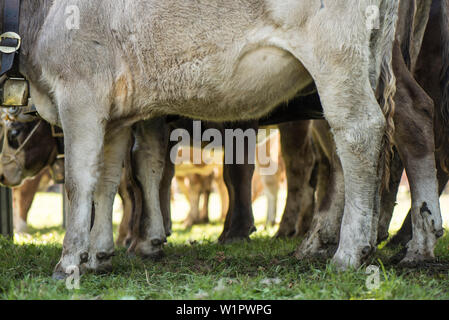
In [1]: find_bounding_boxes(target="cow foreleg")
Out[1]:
[88,128,131,272]
[218,162,256,243]
[53,90,106,278]
[319,80,385,269]
[218,122,257,244]
[132,119,168,259]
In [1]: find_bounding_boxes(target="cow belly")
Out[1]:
[233,46,310,91]
[171,46,314,121]
[221,46,313,118]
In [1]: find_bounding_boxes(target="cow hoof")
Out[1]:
[219,225,255,244]
[331,248,363,271]
[97,251,115,261]
[219,235,250,245]
[398,251,434,266]
[141,250,165,261]
[14,218,28,234]
[80,252,89,264]
[295,232,336,261]
[436,229,445,238]
[151,239,163,247]
[275,227,296,239]
[135,239,165,261]
[52,271,69,281]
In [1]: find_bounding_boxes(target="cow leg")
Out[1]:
[312,76,386,269]
[12,171,45,233]
[391,43,444,264]
[159,141,176,237]
[376,148,404,244]
[53,89,106,278]
[218,162,256,243]
[218,122,257,244]
[263,174,279,227]
[389,158,448,247]
[117,169,133,247]
[276,121,315,238]
[216,169,229,221]
[88,128,131,272]
[132,119,168,259]
[184,174,202,228]
[295,121,344,259]
[199,174,212,224]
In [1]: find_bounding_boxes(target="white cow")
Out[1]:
[16,0,400,277]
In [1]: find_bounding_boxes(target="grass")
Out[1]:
[1,188,449,300]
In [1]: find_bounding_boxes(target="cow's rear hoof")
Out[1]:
[52,271,69,281]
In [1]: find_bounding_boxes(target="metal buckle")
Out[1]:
[0,32,21,54]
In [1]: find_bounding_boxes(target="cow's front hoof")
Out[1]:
[86,251,114,273]
[331,248,363,271]
[218,225,255,244]
[53,250,88,280]
[135,238,165,261]
[295,230,336,261]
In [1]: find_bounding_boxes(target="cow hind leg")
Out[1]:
[295,121,343,260]
[88,128,131,272]
[377,148,404,244]
[392,49,444,264]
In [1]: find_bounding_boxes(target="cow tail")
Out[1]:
[376,0,399,191]
[439,0,449,172]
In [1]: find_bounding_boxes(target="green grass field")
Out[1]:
[1,188,449,300]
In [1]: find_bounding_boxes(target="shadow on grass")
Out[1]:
[26,225,65,236]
